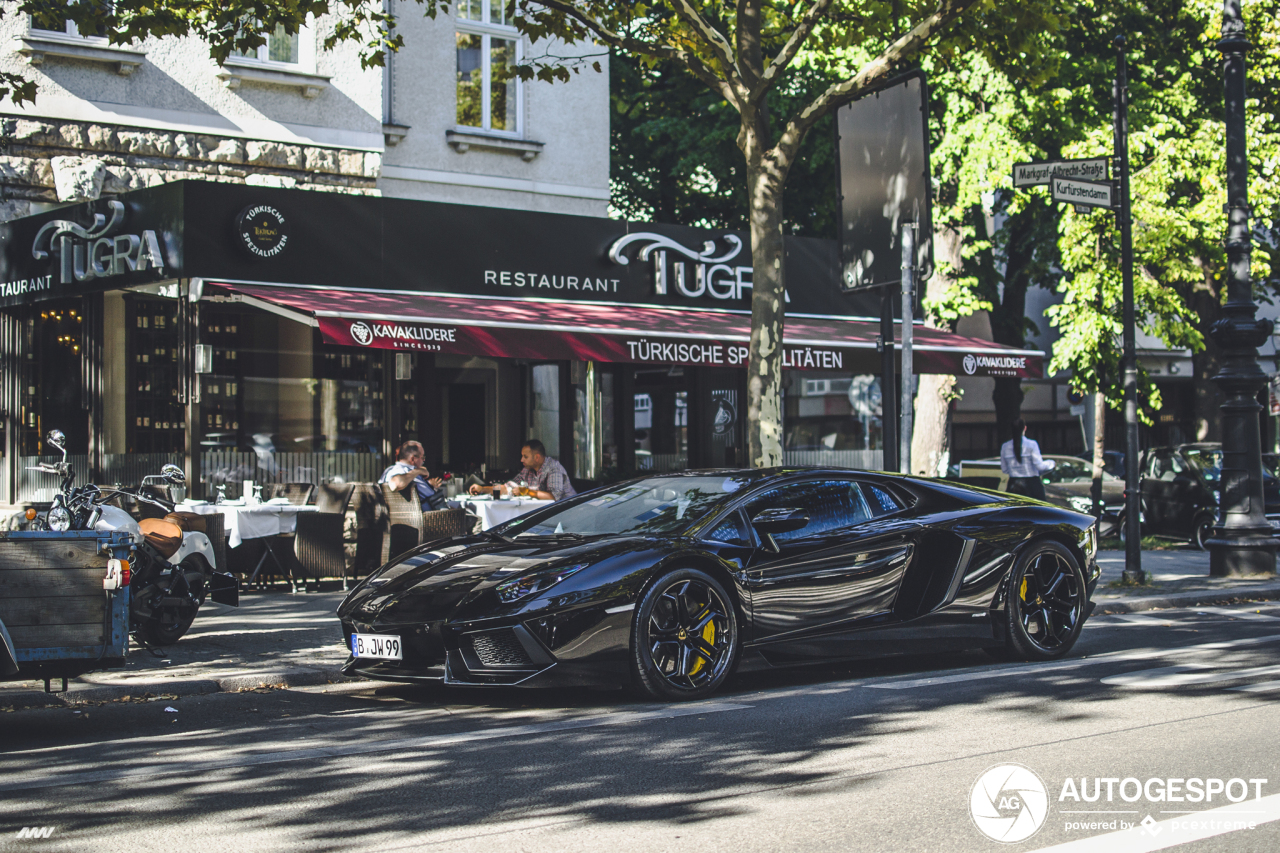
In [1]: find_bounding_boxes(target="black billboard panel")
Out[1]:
[835,71,933,293]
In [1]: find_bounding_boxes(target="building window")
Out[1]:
[30,2,109,40]
[455,0,521,134]
[236,23,304,66]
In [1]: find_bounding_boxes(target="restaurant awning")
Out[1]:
[204,282,1044,378]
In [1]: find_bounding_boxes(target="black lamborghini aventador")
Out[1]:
[337,468,1100,700]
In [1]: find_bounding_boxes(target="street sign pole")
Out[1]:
[880,292,898,472]
[900,223,916,474]
[1113,36,1144,584]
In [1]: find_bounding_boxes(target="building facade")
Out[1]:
[0,0,609,219]
[0,182,1041,505]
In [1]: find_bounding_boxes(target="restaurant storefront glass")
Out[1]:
[0,181,1045,505]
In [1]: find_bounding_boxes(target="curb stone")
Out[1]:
[1,666,359,708]
[1094,583,1280,614]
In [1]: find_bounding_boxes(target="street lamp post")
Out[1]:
[1205,0,1277,576]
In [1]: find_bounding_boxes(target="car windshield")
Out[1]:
[1042,458,1118,484]
[1182,448,1223,484]
[503,475,753,537]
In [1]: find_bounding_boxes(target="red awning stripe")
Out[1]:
[204,281,1044,378]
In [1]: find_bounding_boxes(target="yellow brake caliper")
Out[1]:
[688,608,716,675]
[1019,577,1029,602]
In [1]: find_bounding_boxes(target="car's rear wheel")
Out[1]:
[1002,541,1086,661]
[1193,514,1215,551]
[630,568,739,701]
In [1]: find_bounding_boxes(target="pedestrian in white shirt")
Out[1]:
[1000,418,1055,500]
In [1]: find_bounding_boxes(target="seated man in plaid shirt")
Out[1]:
[471,439,576,502]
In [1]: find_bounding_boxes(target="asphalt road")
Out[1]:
[2,602,1279,853]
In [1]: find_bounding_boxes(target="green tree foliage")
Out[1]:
[609,52,836,237]
[1045,0,1280,436]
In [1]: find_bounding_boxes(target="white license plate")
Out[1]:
[351,633,402,660]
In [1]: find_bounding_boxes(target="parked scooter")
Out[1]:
[28,430,238,646]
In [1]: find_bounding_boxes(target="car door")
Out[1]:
[1164,450,1208,533]
[1141,449,1177,534]
[739,478,920,644]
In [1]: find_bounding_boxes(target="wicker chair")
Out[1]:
[350,483,388,578]
[294,483,355,589]
[381,483,426,564]
[264,483,315,505]
[421,507,469,541]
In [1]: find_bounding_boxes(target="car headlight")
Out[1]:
[495,562,589,604]
[1084,525,1098,563]
[47,505,72,532]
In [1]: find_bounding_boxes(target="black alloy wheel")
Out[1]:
[1003,540,1086,661]
[134,556,208,647]
[1193,514,1215,551]
[631,568,739,700]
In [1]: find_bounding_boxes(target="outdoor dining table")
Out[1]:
[458,496,554,530]
[179,500,318,548]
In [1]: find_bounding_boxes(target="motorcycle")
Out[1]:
[28,430,239,646]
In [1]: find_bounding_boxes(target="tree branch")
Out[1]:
[772,0,978,166]
[669,0,744,92]
[747,0,833,111]
[526,0,740,105]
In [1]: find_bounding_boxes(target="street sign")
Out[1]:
[1012,158,1109,187]
[1051,177,1116,209]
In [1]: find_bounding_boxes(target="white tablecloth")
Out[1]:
[460,497,554,531]
[181,502,317,548]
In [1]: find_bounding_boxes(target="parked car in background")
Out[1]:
[956,455,1124,535]
[1140,443,1280,549]
[1102,450,1126,480]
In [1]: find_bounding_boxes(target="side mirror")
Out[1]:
[751,507,810,553]
[47,429,65,451]
[161,463,186,484]
[750,507,810,535]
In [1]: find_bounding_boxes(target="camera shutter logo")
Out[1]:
[963,353,978,375]
[350,322,374,346]
[970,764,1049,843]
[236,205,288,258]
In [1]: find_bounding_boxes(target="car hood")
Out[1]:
[337,535,652,625]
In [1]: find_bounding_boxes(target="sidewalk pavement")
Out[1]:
[3,549,1278,709]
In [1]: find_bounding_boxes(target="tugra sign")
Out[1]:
[30,201,165,286]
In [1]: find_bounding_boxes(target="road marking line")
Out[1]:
[1101,663,1280,689]
[0,701,751,793]
[1192,606,1280,621]
[866,634,1280,690]
[1027,791,1280,852]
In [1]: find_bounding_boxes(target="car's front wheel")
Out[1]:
[1002,540,1086,661]
[630,568,739,701]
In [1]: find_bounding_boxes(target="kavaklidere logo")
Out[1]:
[963,353,978,375]
[350,321,374,346]
[970,764,1049,843]
[28,200,165,289]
